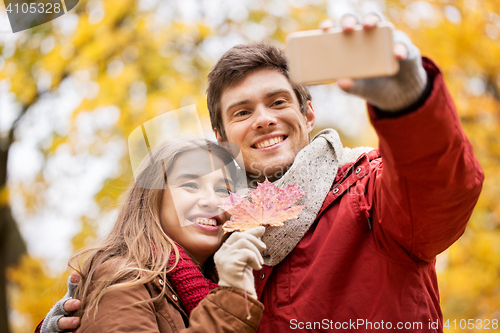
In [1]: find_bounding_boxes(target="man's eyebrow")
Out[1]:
[226,99,251,114]
[266,89,293,98]
[225,89,293,115]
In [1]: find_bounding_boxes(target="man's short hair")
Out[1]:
[207,42,311,140]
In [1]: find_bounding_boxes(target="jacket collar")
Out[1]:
[150,276,189,322]
[318,148,380,219]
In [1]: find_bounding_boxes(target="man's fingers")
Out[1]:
[70,271,81,284]
[319,19,336,32]
[362,13,382,30]
[340,14,359,33]
[337,78,355,91]
[63,299,81,312]
[57,316,80,330]
[394,43,409,60]
[323,13,382,32]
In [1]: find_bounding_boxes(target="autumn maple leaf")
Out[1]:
[221,178,306,233]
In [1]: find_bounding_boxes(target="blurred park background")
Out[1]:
[0,0,499,332]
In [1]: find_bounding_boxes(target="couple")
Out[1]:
[42,138,266,332]
[39,14,483,333]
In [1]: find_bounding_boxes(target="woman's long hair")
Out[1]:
[69,138,237,317]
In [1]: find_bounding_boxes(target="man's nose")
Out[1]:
[252,104,277,130]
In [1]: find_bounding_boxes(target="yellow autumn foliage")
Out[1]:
[6,256,68,333]
[2,1,499,332]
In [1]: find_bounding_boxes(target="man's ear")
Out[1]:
[214,128,226,142]
[305,101,316,134]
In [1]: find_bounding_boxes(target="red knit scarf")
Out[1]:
[166,246,219,315]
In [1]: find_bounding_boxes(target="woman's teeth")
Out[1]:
[255,136,284,149]
[194,218,217,226]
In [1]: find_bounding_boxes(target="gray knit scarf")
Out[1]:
[237,129,372,266]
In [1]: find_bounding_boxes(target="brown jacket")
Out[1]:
[76,265,263,333]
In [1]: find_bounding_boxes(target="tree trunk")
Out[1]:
[0,204,26,333]
[0,140,27,333]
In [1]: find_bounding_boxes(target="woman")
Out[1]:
[40,138,264,333]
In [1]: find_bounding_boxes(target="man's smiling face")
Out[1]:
[215,68,315,183]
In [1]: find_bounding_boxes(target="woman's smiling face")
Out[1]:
[160,148,234,264]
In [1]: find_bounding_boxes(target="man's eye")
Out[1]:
[235,110,249,117]
[272,100,286,107]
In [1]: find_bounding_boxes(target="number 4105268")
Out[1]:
[443,319,498,330]
[5,2,62,14]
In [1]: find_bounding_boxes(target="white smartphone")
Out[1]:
[286,22,399,85]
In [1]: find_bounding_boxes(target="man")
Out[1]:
[40,13,483,333]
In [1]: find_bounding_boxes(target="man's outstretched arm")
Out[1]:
[324,13,483,261]
[339,15,484,261]
[367,56,484,262]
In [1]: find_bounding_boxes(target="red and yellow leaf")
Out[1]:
[221,178,306,233]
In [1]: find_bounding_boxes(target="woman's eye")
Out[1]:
[216,187,230,196]
[181,183,198,190]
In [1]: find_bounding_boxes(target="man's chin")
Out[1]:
[246,162,292,184]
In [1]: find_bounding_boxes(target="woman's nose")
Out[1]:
[197,188,222,210]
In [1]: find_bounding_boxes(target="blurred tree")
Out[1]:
[1,4,28,333]
[5,256,65,333]
[0,191,26,333]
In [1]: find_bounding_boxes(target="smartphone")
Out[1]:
[286,22,399,85]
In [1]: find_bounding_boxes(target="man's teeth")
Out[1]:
[255,136,284,149]
[194,218,217,226]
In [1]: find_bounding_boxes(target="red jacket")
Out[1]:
[254,59,484,332]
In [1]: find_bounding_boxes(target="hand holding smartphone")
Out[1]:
[286,22,399,85]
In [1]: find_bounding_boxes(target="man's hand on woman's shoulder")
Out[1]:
[39,271,81,333]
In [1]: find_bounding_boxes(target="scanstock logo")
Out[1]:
[2,0,78,33]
